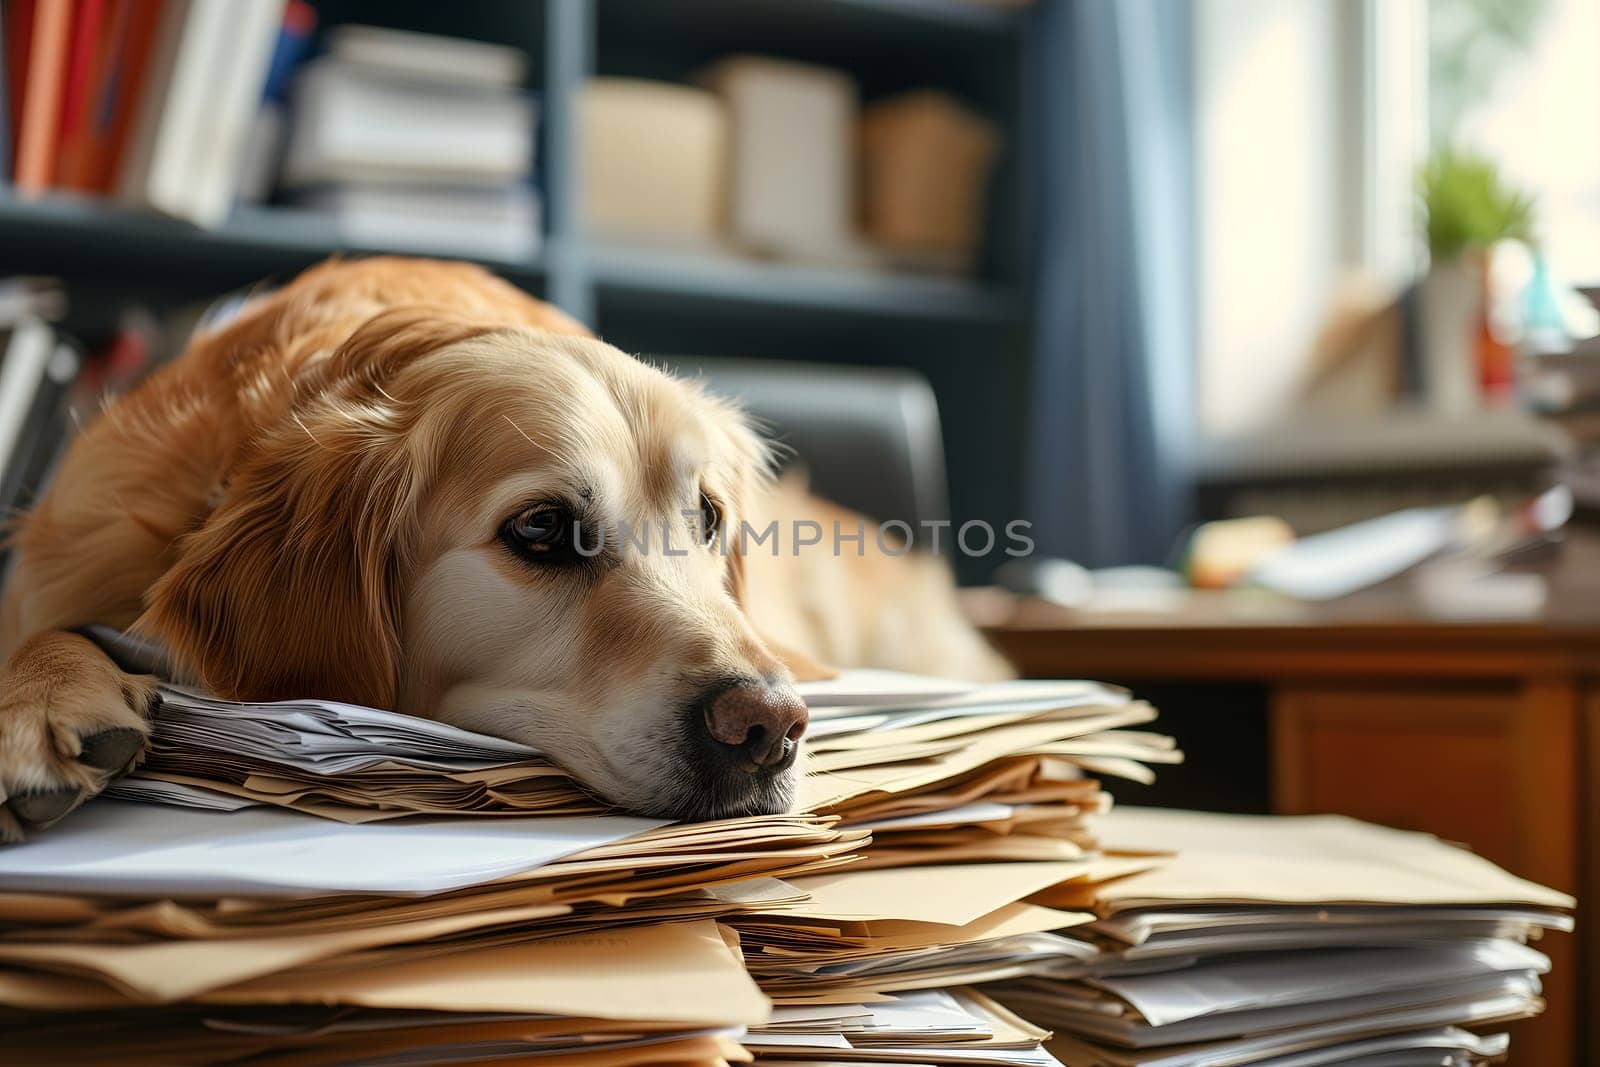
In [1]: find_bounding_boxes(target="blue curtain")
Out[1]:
[1025,0,1196,567]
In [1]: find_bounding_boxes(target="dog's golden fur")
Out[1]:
[0,257,1005,838]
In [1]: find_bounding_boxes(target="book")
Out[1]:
[11,0,69,194]
[49,0,103,186]
[295,181,541,262]
[0,316,60,486]
[231,0,316,206]
[52,0,122,190]
[0,309,155,516]
[282,55,537,188]
[0,10,10,180]
[94,0,162,194]
[0,336,78,515]
[5,0,35,170]
[117,0,284,226]
[325,22,526,90]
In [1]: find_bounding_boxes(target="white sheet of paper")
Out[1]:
[797,670,975,709]
[1245,1027,1509,1067]
[0,800,662,897]
[1087,940,1548,1027]
[852,802,1017,833]
[744,1032,855,1049]
[1063,973,1537,1050]
[807,690,1129,736]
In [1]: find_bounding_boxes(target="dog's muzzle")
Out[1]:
[697,679,808,774]
[652,677,808,820]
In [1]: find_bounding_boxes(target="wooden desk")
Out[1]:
[969,537,1600,1066]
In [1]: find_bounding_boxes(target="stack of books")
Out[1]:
[990,807,1574,1067]
[0,280,157,521]
[280,25,540,262]
[0,282,73,518]
[1526,342,1600,510]
[3,0,290,225]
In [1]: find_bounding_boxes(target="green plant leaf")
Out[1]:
[1418,147,1538,260]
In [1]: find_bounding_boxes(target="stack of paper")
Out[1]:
[988,808,1575,1067]
[0,797,862,1063]
[15,664,1178,1066]
[708,678,1180,1067]
[11,664,1571,1065]
[744,988,1059,1066]
[110,672,1180,848]
[110,684,604,820]
[800,675,1180,861]
[3,920,765,1067]
[728,860,1146,1002]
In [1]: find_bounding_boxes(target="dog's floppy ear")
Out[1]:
[139,407,416,706]
[138,312,480,707]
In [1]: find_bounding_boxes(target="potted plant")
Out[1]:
[1417,148,1536,412]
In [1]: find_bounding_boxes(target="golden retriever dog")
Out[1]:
[0,257,1008,840]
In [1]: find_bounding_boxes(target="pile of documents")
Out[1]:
[797,673,1179,853]
[2,916,768,1067]
[716,676,1178,1067]
[3,657,1572,1066]
[989,807,1575,1067]
[0,797,860,1063]
[109,666,1181,847]
[109,684,606,820]
[0,664,1177,1066]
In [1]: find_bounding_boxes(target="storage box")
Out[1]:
[701,56,859,264]
[579,78,727,246]
[860,90,999,269]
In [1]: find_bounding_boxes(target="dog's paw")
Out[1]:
[0,660,160,844]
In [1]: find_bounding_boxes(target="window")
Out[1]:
[1195,0,1600,438]
[1432,0,1600,285]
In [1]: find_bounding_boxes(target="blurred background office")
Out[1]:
[7,0,1597,585]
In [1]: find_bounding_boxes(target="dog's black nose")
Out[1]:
[699,681,808,772]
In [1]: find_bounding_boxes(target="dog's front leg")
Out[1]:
[0,631,160,842]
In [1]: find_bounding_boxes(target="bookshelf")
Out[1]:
[0,0,1037,573]
[0,195,1021,321]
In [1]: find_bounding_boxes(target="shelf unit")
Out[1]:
[0,0,1039,578]
[0,195,1020,322]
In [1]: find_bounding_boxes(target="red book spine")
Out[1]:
[97,0,162,195]
[6,0,38,165]
[56,0,126,189]
[51,0,105,186]
[13,0,71,194]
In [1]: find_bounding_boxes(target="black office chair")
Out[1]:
[656,357,951,533]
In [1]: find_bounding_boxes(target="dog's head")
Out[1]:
[142,305,818,820]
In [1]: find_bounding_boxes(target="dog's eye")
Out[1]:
[698,492,722,546]
[503,505,572,559]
